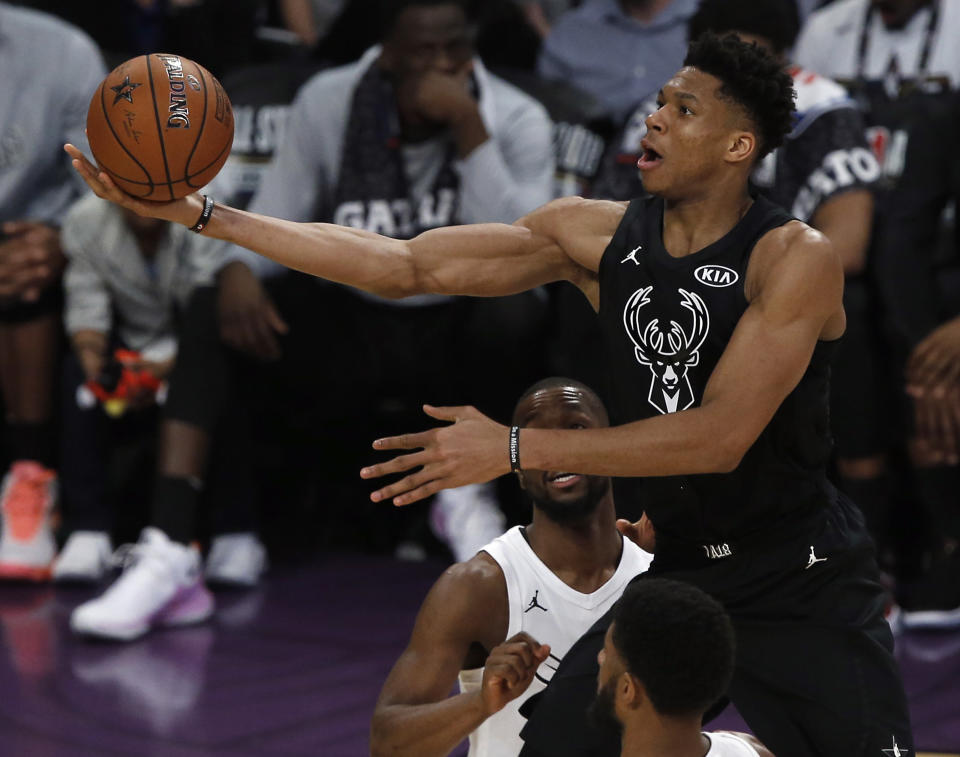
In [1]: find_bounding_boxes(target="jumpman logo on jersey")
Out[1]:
[805,546,828,570]
[882,736,909,756]
[524,590,548,613]
[621,245,643,265]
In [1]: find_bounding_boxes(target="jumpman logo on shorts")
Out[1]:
[524,590,548,613]
[805,546,828,570]
[621,245,643,265]
[882,735,909,756]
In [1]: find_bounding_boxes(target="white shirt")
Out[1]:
[704,732,762,756]
[795,0,960,87]
[458,526,652,757]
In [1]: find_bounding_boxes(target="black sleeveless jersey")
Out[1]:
[599,194,840,558]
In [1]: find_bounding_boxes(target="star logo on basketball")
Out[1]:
[623,287,710,414]
[110,76,142,106]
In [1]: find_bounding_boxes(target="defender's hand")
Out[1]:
[64,143,203,228]
[480,632,551,717]
[617,513,656,553]
[362,404,511,506]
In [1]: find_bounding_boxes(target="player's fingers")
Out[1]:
[360,450,428,479]
[372,429,435,451]
[496,642,536,670]
[504,631,544,648]
[487,658,527,687]
[391,479,445,507]
[422,404,473,422]
[368,468,434,503]
[502,633,551,662]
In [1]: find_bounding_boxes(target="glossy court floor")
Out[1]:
[0,554,957,757]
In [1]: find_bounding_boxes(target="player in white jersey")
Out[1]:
[593,579,773,757]
[370,377,652,757]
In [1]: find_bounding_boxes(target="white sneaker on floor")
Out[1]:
[204,532,267,587]
[70,527,213,641]
[0,461,58,581]
[53,531,113,583]
[430,482,506,563]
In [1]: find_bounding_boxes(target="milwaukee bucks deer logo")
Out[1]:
[623,287,710,414]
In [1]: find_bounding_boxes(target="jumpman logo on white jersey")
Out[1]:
[882,736,909,756]
[524,590,548,613]
[805,546,828,570]
[621,245,643,265]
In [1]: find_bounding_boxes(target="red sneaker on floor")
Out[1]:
[0,461,58,581]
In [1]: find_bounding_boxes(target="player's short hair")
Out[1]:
[513,377,609,426]
[683,32,796,159]
[689,0,800,54]
[611,579,735,717]
[380,0,472,38]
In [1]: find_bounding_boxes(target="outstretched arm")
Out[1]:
[364,225,844,505]
[370,555,548,757]
[64,145,613,302]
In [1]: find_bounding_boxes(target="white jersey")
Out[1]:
[704,732,762,756]
[795,0,960,88]
[458,526,652,757]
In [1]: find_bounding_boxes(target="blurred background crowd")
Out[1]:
[0,0,958,637]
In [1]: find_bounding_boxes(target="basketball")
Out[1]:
[86,54,234,201]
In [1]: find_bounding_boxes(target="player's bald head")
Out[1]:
[512,378,609,427]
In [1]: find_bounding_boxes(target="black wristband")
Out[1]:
[509,425,521,472]
[189,195,214,233]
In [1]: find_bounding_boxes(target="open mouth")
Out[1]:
[637,145,663,171]
[546,472,584,489]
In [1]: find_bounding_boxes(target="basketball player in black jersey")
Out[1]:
[66,32,913,757]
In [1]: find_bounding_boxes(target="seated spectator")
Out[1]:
[69,0,555,642]
[591,579,774,757]
[513,0,579,39]
[277,0,348,49]
[370,377,651,757]
[796,0,960,628]
[23,0,263,74]
[537,0,698,123]
[53,197,209,582]
[0,2,106,580]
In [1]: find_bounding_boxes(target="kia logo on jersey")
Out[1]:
[694,265,739,288]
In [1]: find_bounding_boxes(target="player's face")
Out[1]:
[871,0,930,29]
[589,625,625,735]
[638,68,755,199]
[513,386,610,523]
[380,4,474,80]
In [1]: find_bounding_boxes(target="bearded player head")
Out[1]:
[637,33,795,203]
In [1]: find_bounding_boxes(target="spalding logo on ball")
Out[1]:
[87,54,234,201]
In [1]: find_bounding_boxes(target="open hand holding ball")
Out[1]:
[85,54,233,201]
